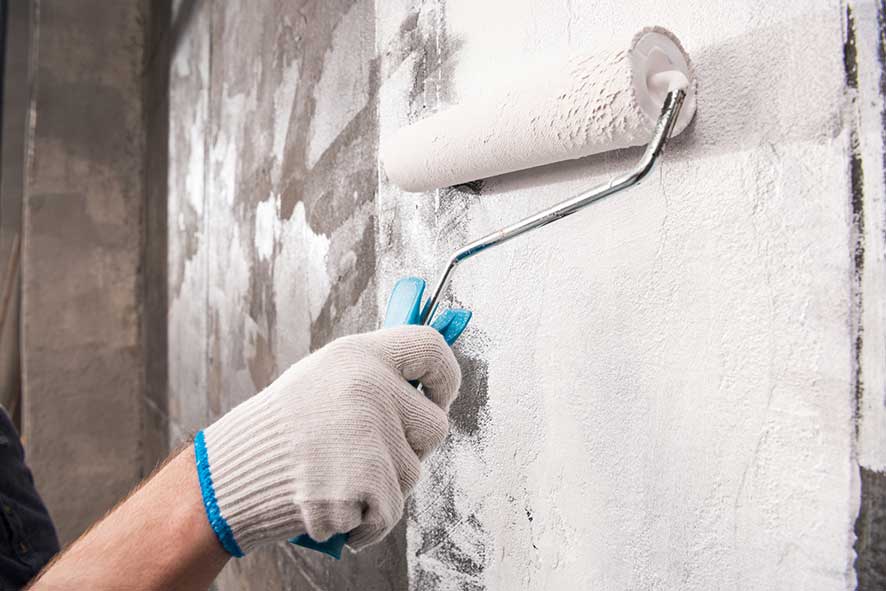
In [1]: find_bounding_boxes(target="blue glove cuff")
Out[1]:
[194,430,244,557]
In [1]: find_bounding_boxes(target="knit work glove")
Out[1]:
[193,326,462,556]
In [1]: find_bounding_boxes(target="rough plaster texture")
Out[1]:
[375,0,883,589]
[161,0,886,588]
[166,0,405,588]
[21,0,147,545]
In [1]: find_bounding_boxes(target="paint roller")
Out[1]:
[383,27,696,192]
[388,26,697,326]
[293,26,696,559]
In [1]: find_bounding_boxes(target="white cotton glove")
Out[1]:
[194,326,462,556]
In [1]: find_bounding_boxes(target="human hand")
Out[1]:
[194,326,462,556]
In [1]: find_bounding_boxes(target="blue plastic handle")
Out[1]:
[289,277,471,559]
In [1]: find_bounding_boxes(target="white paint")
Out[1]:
[382,28,696,192]
[168,1,211,434]
[377,1,867,589]
[203,71,267,408]
[254,193,280,262]
[272,201,332,364]
[306,0,372,168]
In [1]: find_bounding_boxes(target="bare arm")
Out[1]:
[28,445,229,590]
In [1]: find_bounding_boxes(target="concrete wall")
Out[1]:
[165,0,886,589]
[21,0,148,544]
[166,0,406,588]
[377,1,886,589]
[143,0,174,476]
[380,1,886,589]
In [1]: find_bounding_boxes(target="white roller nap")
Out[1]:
[382,27,697,192]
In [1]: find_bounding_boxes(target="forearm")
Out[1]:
[29,446,229,590]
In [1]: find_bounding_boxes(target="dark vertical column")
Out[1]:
[21,0,147,544]
[0,0,7,158]
[141,0,171,475]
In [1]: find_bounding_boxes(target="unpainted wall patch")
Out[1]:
[844,4,866,436]
[402,3,464,120]
[854,467,886,589]
[450,349,489,437]
[411,464,486,591]
[845,5,860,90]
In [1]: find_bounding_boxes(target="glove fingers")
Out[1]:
[379,325,462,411]
[346,471,405,551]
[388,423,423,493]
[299,500,363,544]
[393,383,450,460]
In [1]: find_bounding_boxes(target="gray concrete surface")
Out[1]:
[1,0,27,257]
[855,466,886,589]
[142,0,173,476]
[165,0,406,588]
[20,0,148,545]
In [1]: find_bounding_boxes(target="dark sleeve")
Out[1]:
[0,408,59,590]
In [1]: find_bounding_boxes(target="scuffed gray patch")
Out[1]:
[408,324,491,590]
[844,4,866,437]
[310,216,377,349]
[410,457,487,591]
[854,467,886,590]
[450,347,488,437]
[399,2,464,121]
[844,5,859,90]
